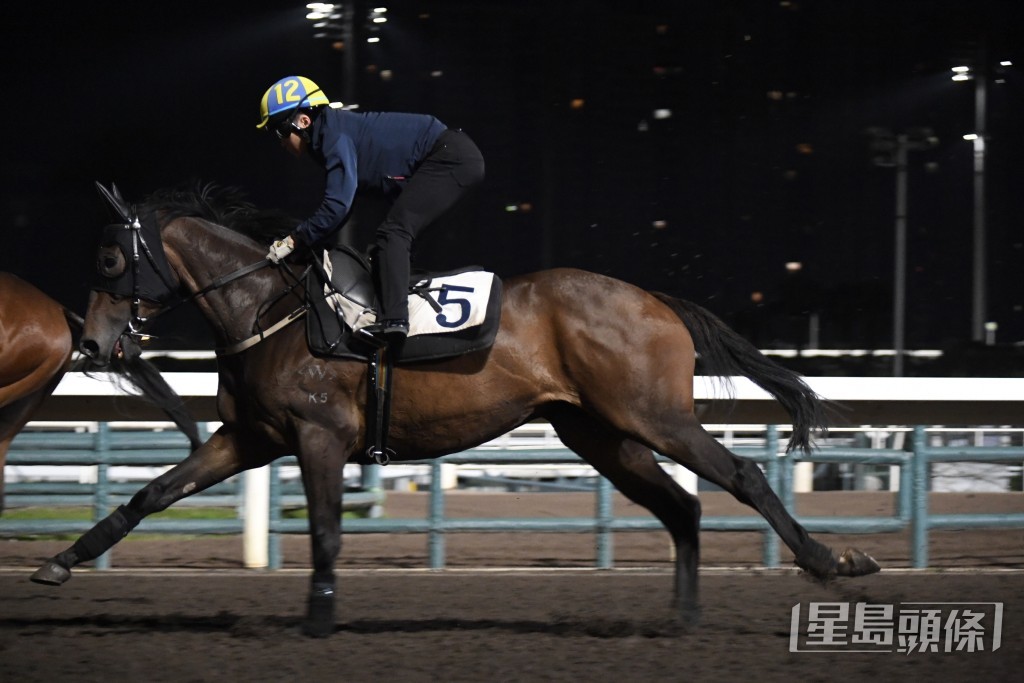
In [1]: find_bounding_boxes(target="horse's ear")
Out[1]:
[95,181,131,222]
[111,183,127,206]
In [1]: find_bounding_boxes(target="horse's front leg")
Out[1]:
[294,421,356,638]
[31,427,264,585]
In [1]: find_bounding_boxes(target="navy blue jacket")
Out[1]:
[294,108,447,246]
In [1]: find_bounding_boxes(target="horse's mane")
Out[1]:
[141,181,297,244]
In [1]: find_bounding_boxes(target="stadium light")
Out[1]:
[949,48,1015,341]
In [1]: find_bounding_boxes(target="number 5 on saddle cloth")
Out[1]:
[305,247,503,463]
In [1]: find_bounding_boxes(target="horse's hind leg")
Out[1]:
[660,414,878,580]
[31,427,261,585]
[549,408,702,625]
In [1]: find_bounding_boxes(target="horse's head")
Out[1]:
[82,181,301,364]
[80,183,180,366]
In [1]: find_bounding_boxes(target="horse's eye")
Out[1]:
[97,246,126,277]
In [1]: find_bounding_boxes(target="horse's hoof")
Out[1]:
[680,605,701,630]
[31,561,71,586]
[302,585,335,638]
[836,548,880,577]
[794,542,838,583]
[301,618,335,638]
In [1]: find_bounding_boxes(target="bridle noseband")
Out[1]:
[98,210,301,349]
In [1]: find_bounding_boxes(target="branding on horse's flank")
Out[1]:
[297,363,337,382]
[408,271,495,336]
[295,363,335,404]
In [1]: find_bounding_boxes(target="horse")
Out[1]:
[0,272,203,515]
[31,182,879,637]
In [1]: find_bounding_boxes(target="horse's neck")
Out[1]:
[162,219,289,346]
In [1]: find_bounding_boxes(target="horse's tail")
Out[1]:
[64,310,204,452]
[650,292,829,454]
[110,353,204,452]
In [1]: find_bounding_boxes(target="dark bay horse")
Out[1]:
[0,272,201,514]
[32,184,878,636]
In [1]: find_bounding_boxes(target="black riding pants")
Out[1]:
[371,129,485,321]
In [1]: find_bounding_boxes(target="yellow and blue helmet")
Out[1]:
[256,76,331,130]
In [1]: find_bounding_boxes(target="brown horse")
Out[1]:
[0,274,74,515]
[0,272,202,515]
[32,183,878,636]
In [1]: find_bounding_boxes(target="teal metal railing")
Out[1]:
[5,424,1023,571]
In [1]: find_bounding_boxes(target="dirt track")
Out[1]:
[1,492,1022,682]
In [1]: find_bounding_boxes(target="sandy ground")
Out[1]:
[1,491,1022,682]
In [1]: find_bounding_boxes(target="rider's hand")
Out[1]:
[267,235,295,264]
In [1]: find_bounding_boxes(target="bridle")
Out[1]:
[95,193,307,355]
[121,211,184,341]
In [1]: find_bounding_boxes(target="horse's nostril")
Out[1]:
[80,339,100,359]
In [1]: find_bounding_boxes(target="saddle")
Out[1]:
[305,246,502,465]
[305,246,503,364]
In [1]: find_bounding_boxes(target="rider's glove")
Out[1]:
[267,235,296,264]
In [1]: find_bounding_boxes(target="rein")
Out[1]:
[177,259,312,357]
[129,255,278,333]
[116,213,310,354]
[211,260,312,355]
[193,258,275,299]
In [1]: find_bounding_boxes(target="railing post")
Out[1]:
[428,460,446,569]
[361,464,383,518]
[268,461,282,570]
[762,426,780,567]
[94,422,112,570]
[243,465,270,569]
[596,476,613,568]
[196,421,211,445]
[898,454,913,522]
[780,437,795,511]
[911,426,929,568]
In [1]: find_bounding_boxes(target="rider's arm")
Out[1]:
[293,136,359,247]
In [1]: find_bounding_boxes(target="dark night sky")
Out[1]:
[2,0,1022,352]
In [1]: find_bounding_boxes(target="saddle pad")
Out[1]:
[307,266,503,364]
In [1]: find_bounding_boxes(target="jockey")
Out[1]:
[257,75,485,344]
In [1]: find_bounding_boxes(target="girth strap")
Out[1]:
[365,345,395,465]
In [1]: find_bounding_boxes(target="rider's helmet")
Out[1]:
[256,76,331,132]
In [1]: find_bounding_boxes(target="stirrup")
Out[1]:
[365,445,395,466]
[358,319,409,345]
[357,327,389,347]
